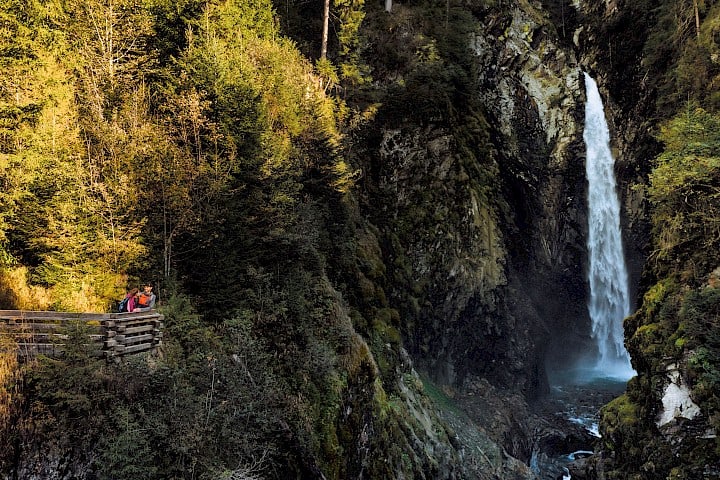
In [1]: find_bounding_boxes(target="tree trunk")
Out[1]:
[385,0,392,12]
[694,0,700,38]
[321,0,330,59]
[445,0,449,30]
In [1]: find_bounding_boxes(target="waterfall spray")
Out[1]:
[583,73,635,380]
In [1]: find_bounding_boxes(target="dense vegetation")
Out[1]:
[0,0,358,314]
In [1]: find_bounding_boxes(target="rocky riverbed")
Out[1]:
[424,373,627,479]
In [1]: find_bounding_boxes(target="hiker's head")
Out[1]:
[143,283,153,293]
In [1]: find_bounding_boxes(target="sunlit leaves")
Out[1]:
[176,0,352,204]
[64,0,156,96]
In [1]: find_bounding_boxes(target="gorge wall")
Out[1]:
[358,0,592,402]
[341,0,603,474]
[349,0,703,475]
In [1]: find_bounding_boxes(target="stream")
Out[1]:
[534,369,630,480]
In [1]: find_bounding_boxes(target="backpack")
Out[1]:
[117,297,129,313]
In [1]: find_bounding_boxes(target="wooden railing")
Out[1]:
[0,310,164,360]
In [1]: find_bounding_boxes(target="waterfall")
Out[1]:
[583,72,634,379]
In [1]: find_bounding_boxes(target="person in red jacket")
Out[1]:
[133,283,156,312]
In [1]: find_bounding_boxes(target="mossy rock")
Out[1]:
[600,393,640,445]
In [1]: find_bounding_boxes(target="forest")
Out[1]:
[0,0,719,478]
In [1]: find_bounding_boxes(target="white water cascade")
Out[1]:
[583,73,634,380]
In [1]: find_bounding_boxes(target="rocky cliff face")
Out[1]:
[471,1,592,384]
[349,1,605,473]
[360,0,590,400]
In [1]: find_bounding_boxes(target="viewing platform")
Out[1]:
[0,310,164,360]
